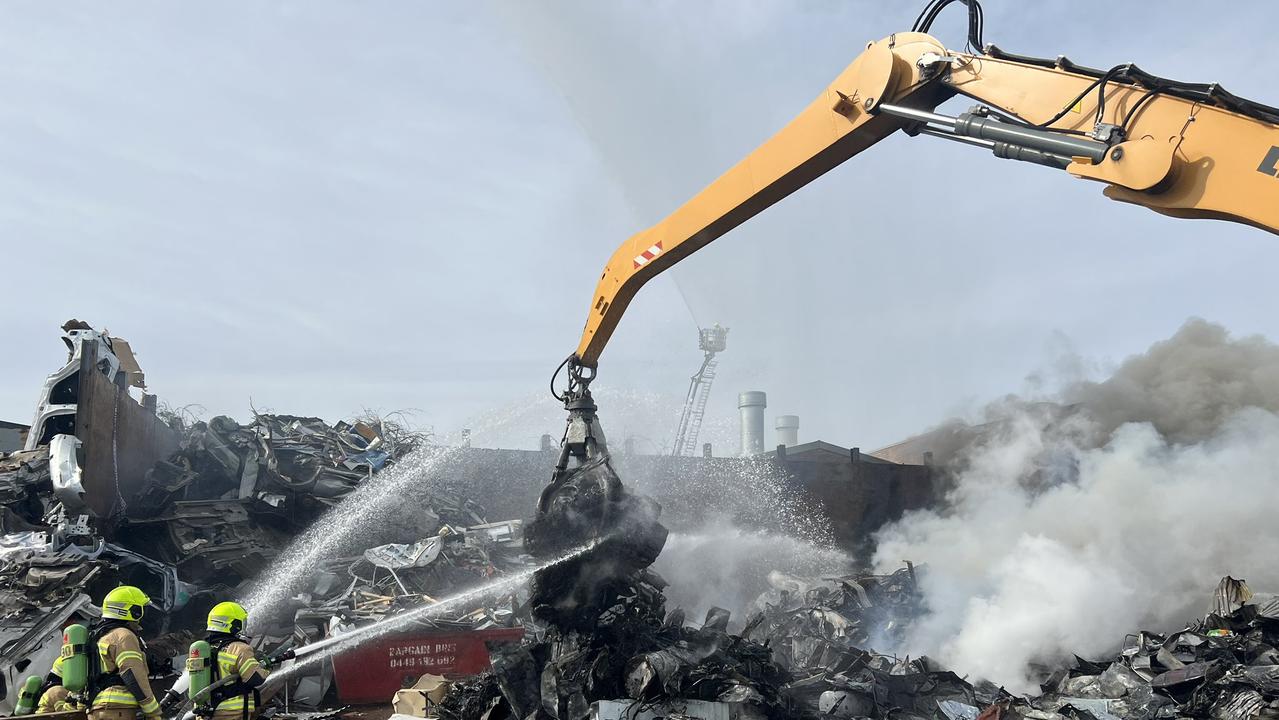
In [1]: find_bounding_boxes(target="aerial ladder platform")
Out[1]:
[670,325,728,457]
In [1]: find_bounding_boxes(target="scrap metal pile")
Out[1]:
[746,564,925,665]
[434,494,1279,720]
[12,322,1279,720]
[289,520,527,642]
[0,448,53,535]
[137,412,427,528]
[1024,575,1279,720]
[743,566,1003,719]
[736,571,1279,720]
[434,496,978,720]
[428,459,954,720]
[0,416,521,701]
[259,519,531,708]
[0,406,438,587]
[436,460,806,719]
[117,410,441,588]
[0,322,529,712]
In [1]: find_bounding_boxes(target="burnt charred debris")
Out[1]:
[436,458,1279,720]
[437,459,927,719]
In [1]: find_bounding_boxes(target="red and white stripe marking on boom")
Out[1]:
[633,241,664,269]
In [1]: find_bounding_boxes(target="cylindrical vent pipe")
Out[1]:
[738,391,767,456]
[776,415,799,448]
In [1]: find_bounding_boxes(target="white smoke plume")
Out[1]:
[654,518,852,625]
[873,319,1279,693]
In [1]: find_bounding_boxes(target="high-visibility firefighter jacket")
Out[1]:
[35,655,67,713]
[90,625,161,716]
[36,684,71,714]
[209,637,268,720]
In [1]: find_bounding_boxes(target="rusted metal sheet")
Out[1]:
[74,341,177,518]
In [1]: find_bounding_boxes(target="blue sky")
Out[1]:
[2,1,1277,453]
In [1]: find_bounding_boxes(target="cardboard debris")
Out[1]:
[392,674,453,717]
[106,337,146,389]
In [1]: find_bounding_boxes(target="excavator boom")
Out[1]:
[541,0,1279,512]
[572,32,951,369]
[572,32,1279,368]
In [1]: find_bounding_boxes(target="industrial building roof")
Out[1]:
[767,440,894,464]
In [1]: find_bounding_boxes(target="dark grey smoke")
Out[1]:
[893,319,1279,467]
[1064,318,1279,444]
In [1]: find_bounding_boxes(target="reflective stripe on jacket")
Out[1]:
[213,641,267,714]
[90,627,160,715]
[37,685,71,714]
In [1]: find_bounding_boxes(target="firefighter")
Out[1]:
[33,657,72,714]
[85,586,163,720]
[32,588,160,718]
[201,602,268,720]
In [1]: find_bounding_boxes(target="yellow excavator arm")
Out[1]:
[540,0,1279,511]
[573,32,1279,369]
